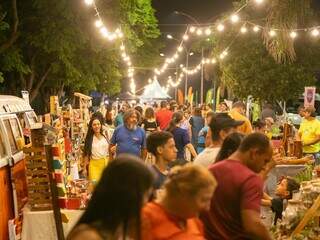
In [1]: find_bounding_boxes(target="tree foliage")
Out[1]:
[213,27,320,102]
[0,0,161,110]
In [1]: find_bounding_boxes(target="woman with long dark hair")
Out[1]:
[84,115,109,184]
[68,155,154,240]
[166,111,197,165]
[215,132,244,163]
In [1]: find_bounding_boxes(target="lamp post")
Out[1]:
[173,11,204,105]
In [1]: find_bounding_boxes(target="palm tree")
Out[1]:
[263,0,313,63]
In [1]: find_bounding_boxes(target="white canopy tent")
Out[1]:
[140,79,171,101]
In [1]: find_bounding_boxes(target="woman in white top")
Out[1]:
[84,115,109,184]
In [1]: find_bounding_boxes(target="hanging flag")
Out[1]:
[216,87,221,111]
[187,87,193,103]
[206,89,213,105]
[177,89,184,105]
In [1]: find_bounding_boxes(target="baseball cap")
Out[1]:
[210,113,244,131]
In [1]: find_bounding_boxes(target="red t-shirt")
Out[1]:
[202,160,263,240]
[142,202,205,240]
[156,109,173,130]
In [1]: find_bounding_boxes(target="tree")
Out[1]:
[213,27,320,101]
[0,0,161,109]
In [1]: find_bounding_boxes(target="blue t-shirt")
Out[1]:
[197,126,209,153]
[172,127,190,159]
[151,165,167,190]
[110,125,146,157]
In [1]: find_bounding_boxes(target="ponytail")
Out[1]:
[166,111,184,133]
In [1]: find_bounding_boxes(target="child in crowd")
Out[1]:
[262,176,300,225]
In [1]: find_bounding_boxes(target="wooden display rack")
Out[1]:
[290,195,320,239]
[24,146,52,211]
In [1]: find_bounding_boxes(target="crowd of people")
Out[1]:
[67,100,320,240]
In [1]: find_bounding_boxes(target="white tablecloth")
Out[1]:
[22,207,84,240]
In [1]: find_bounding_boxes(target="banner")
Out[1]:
[177,89,184,105]
[304,87,316,108]
[206,89,213,105]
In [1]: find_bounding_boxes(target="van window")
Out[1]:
[3,119,18,154]
[0,131,7,158]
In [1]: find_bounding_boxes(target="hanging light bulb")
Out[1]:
[240,26,247,33]
[84,0,94,5]
[183,34,189,40]
[253,26,260,32]
[311,28,320,37]
[211,58,217,64]
[100,27,109,37]
[95,20,103,28]
[120,45,125,51]
[269,30,276,37]
[290,31,297,39]
[205,59,210,64]
[217,24,225,32]
[230,14,240,23]
[196,29,203,35]
[255,0,264,4]
[178,46,183,52]
[205,28,212,35]
[189,26,196,33]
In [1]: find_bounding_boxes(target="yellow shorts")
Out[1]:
[89,157,108,184]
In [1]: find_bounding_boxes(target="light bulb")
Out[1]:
[231,14,240,23]
[253,26,260,32]
[269,30,276,37]
[311,29,319,37]
[183,34,189,40]
[196,29,203,35]
[290,31,297,39]
[240,26,247,33]
[205,59,210,64]
[217,24,225,32]
[211,58,217,64]
[190,26,196,33]
[178,46,183,52]
[205,28,212,35]
[95,20,103,28]
[84,0,94,5]
[120,45,125,51]
[100,27,109,37]
[180,64,184,68]
[255,0,263,4]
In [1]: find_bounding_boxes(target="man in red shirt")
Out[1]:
[202,133,273,240]
[156,101,173,130]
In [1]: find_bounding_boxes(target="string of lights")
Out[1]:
[84,0,136,94]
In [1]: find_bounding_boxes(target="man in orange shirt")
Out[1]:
[229,101,253,134]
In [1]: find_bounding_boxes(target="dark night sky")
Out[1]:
[152,0,233,34]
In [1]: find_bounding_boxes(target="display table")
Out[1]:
[22,207,84,240]
[265,165,306,198]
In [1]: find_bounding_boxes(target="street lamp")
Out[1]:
[167,34,173,39]
[160,53,165,57]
